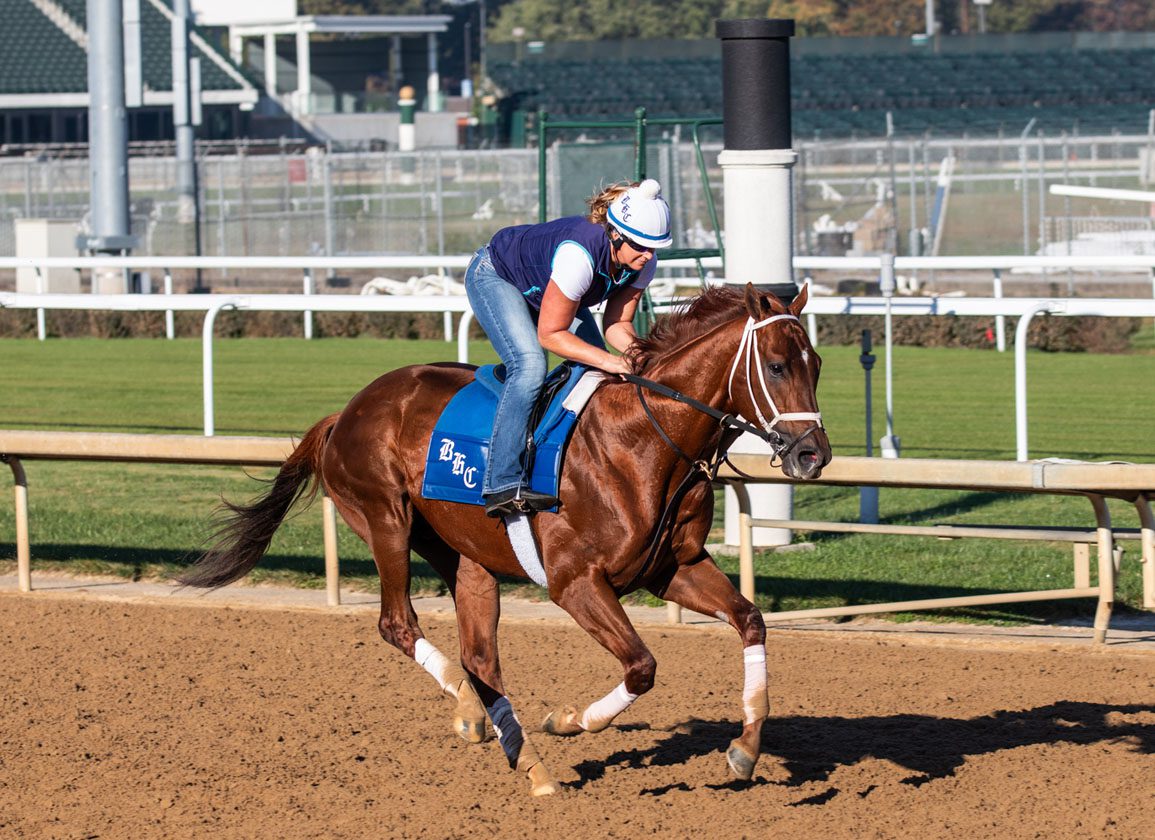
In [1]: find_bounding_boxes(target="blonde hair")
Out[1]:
[586,181,637,226]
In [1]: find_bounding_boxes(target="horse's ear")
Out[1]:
[788,282,809,316]
[743,283,762,318]
[743,283,787,318]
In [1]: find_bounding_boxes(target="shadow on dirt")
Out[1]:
[568,700,1155,797]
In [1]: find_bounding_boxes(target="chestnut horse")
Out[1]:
[181,282,830,795]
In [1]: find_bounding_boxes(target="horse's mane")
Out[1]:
[628,285,748,373]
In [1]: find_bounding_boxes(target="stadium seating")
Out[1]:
[489,46,1155,138]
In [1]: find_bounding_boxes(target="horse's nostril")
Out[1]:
[799,449,818,466]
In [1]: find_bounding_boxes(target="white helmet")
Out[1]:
[607,179,673,249]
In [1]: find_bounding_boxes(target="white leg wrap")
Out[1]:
[414,638,454,694]
[580,682,638,732]
[742,644,769,725]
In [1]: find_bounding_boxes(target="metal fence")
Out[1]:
[3,131,1155,266]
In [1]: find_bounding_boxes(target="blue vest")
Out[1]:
[488,216,653,310]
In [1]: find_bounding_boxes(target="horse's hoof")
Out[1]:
[449,678,488,743]
[526,762,561,797]
[454,714,488,744]
[541,706,583,736]
[726,740,757,780]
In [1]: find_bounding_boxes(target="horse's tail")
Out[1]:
[179,413,340,589]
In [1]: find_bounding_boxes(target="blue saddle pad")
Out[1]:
[421,363,593,508]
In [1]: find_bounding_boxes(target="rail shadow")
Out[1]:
[0,542,438,585]
[749,573,1099,621]
[568,700,1155,799]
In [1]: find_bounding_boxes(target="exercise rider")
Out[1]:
[463,178,673,517]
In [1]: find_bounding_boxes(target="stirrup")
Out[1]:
[484,488,525,518]
[484,487,560,518]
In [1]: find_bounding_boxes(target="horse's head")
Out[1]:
[728,282,831,480]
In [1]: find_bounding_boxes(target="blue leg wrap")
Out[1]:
[486,696,525,769]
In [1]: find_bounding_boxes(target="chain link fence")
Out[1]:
[3,131,1154,282]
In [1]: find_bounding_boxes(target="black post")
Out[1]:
[717,19,794,152]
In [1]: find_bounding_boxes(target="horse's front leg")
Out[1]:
[651,553,768,781]
[543,573,656,736]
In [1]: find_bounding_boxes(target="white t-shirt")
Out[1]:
[550,241,651,302]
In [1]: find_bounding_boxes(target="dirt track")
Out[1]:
[1,592,1153,839]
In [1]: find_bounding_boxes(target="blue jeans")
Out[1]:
[464,246,603,495]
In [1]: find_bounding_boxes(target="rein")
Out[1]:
[619,312,825,583]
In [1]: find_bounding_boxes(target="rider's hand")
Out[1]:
[601,355,633,377]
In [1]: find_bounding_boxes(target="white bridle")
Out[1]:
[726,313,823,435]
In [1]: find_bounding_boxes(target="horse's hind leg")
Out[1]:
[651,553,768,781]
[449,553,559,797]
[360,507,486,745]
[409,523,489,744]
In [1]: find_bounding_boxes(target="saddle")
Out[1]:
[421,362,604,510]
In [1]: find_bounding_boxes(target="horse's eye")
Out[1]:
[767,362,786,377]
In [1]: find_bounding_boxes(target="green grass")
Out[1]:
[1,336,1153,624]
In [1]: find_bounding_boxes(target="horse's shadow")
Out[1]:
[567,700,1155,796]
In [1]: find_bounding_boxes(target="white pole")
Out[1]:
[36,265,46,341]
[295,25,311,115]
[992,268,1006,351]
[879,254,899,458]
[1015,303,1058,460]
[264,33,277,96]
[717,19,797,549]
[164,270,174,339]
[202,301,236,436]
[303,270,314,340]
[426,33,442,113]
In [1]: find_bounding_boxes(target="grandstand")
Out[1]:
[487,32,1155,139]
[0,0,258,145]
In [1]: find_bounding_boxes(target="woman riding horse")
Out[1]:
[465,178,673,517]
[181,281,830,796]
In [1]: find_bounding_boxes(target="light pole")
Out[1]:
[974,0,991,35]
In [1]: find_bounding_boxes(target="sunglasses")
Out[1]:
[618,234,654,253]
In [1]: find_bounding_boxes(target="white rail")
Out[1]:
[4,289,1152,449]
[3,254,1155,445]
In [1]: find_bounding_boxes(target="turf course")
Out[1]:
[1,335,1153,622]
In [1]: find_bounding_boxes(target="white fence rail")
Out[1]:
[3,255,1155,449]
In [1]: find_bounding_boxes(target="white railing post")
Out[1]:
[992,268,1006,351]
[36,265,46,341]
[442,270,453,342]
[303,269,314,340]
[164,269,175,339]
[456,309,474,364]
[1014,302,1061,461]
[202,300,238,436]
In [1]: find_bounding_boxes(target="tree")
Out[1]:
[297,0,1155,40]
[1080,0,1155,30]
[766,1,839,37]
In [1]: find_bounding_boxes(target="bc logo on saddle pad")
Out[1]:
[421,363,604,509]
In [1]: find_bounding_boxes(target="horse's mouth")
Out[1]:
[784,446,829,480]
